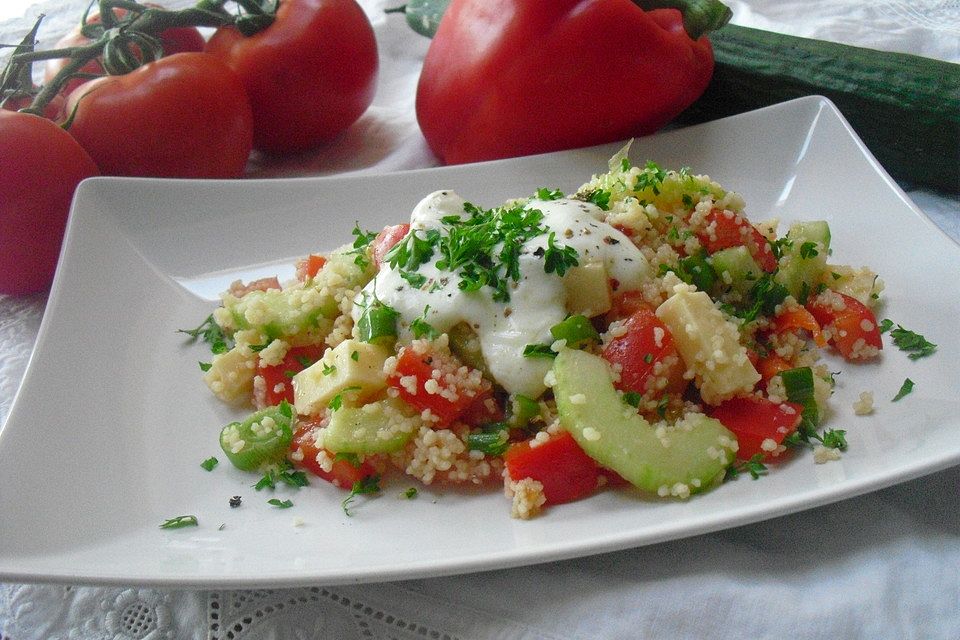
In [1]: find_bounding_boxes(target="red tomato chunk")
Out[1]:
[504,431,600,505]
[709,395,803,460]
[387,347,486,428]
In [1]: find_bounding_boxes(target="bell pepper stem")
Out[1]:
[632,0,732,40]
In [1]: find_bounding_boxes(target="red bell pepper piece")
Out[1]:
[415,0,731,164]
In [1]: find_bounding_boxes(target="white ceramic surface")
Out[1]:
[1,96,957,588]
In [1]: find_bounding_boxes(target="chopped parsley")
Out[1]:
[402,487,418,499]
[268,498,293,509]
[411,306,440,340]
[820,429,848,450]
[329,386,362,412]
[882,321,937,359]
[178,314,230,354]
[542,231,580,276]
[342,474,381,516]
[634,161,666,194]
[321,362,336,376]
[349,224,377,268]
[622,391,642,408]
[200,456,218,472]
[400,269,427,288]
[535,187,564,200]
[581,188,612,210]
[254,463,309,491]
[159,515,198,529]
[892,378,914,402]
[799,241,819,259]
[199,361,212,372]
[726,454,768,480]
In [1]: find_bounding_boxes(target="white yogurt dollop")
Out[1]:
[353,191,651,398]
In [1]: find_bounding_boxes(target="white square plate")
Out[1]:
[1,97,958,588]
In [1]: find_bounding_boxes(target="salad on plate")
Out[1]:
[186,147,885,518]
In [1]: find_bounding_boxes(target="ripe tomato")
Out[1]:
[257,344,326,407]
[44,5,205,99]
[387,346,486,427]
[0,111,99,295]
[602,306,687,398]
[371,224,410,269]
[65,52,253,178]
[205,0,378,154]
[290,418,378,489]
[504,431,600,505]
[695,208,776,272]
[709,395,803,460]
[807,292,882,361]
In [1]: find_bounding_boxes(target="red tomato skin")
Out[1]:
[709,395,803,460]
[257,344,326,407]
[65,52,253,178]
[416,2,713,164]
[387,347,482,427]
[696,208,776,272]
[43,4,206,98]
[371,224,410,269]
[504,431,600,505]
[602,306,687,397]
[205,0,378,154]
[0,111,99,295]
[290,419,377,488]
[807,293,882,360]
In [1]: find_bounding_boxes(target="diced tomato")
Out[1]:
[696,208,777,272]
[371,223,410,269]
[773,305,826,347]
[602,306,687,398]
[257,344,326,407]
[229,276,281,297]
[295,254,326,281]
[606,290,647,323]
[289,418,377,489]
[387,346,485,427]
[504,431,600,505]
[807,292,882,361]
[757,352,793,383]
[709,395,803,460]
[457,389,504,427]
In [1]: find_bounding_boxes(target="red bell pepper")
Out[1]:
[415,0,731,164]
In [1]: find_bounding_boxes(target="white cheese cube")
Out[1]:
[293,339,389,416]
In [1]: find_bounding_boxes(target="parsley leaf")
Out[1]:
[799,241,819,259]
[726,454,768,481]
[329,386,362,411]
[402,487,418,499]
[342,474,381,516]
[820,429,848,450]
[892,378,914,401]
[410,305,440,340]
[885,323,937,359]
[178,314,231,355]
[268,498,293,509]
[200,456,218,472]
[535,187,564,201]
[542,231,579,276]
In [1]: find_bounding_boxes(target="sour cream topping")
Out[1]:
[353,190,651,398]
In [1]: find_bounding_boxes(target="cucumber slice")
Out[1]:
[323,398,418,454]
[553,349,738,496]
[710,245,761,298]
[775,221,831,302]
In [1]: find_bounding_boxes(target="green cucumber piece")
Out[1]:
[677,24,960,192]
[322,398,417,454]
[710,245,761,298]
[775,221,830,302]
[219,402,295,471]
[553,349,738,495]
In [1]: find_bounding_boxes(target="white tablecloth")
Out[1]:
[1,1,958,638]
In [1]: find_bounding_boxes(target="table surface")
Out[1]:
[1,1,959,639]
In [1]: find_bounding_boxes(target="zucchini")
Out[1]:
[677,24,960,193]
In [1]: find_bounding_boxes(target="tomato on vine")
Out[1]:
[65,52,254,178]
[205,0,379,154]
[0,111,99,295]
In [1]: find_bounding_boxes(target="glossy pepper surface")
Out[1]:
[416,0,727,164]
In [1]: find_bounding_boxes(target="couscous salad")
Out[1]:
[185,148,889,518]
